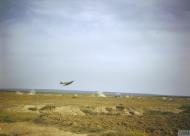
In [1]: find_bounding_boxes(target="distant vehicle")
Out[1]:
[60,81,74,86]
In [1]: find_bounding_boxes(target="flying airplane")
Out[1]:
[60,80,74,86]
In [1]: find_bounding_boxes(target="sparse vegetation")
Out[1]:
[0,110,38,123]
[144,110,173,116]
[179,104,190,112]
[28,107,38,111]
[116,104,125,111]
[100,130,117,136]
[81,107,97,115]
[0,134,10,136]
[0,92,190,136]
[40,105,56,111]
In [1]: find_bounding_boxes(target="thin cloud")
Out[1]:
[0,0,190,95]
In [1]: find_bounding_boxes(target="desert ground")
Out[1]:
[0,91,190,136]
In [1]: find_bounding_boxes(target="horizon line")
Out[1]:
[0,88,190,97]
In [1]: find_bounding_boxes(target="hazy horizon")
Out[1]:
[0,88,188,97]
[0,0,190,96]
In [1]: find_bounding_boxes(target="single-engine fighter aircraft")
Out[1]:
[60,81,74,86]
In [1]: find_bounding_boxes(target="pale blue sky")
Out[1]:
[0,0,190,95]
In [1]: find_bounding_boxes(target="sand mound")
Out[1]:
[8,104,143,116]
[7,105,47,113]
[94,106,109,114]
[8,105,85,116]
[54,106,85,116]
[81,105,142,116]
[96,105,143,115]
[125,107,143,116]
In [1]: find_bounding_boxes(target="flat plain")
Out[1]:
[0,91,190,136]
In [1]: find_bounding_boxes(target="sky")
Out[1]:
[0,0,190,95]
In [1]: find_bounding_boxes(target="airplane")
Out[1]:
[60,80,74,86]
